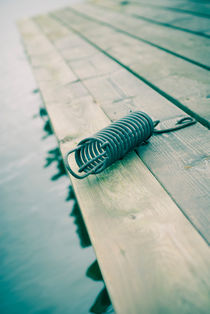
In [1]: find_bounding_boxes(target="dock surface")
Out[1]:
[18,0,210,313]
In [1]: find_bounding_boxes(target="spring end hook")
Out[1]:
[153,116,196,134]
[65,112,197,179]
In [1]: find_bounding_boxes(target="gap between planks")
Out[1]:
[120,0,210,19]
[18,16,210,314]
[92,0,210,38]
[36,10,210,242]
[76,1,210,69]
[51,5,210,129]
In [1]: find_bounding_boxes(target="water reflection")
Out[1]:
[67,188,113,313]
[44,147,66,181]
[40,108,114,313]
[33,88,40,94]
[87,261,112,313]
[70,197,91,248]
[40,108,54,140]
[43,120,53,139]
[33,106,53,139]
[35,106,66,180]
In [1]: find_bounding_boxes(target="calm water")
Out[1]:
[0,1,113,313]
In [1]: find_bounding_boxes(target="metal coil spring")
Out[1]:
[65,111,196,179]
[65,111,154,179]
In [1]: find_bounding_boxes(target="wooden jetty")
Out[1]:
[18,0,210,312]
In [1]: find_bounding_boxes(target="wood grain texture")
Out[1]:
[52,6,210,129]
[36,12,210,243]
[18,15,210,314]
[81,1,210,68]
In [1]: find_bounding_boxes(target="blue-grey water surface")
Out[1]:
[0,1,113,313]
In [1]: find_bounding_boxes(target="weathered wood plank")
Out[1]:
[18,17,210,314]
[37,12,210,242]
[52,7,210,128]
[122,0,210,18]
[93,0,210,37]
[86,1,210,69]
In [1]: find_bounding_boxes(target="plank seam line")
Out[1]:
[132,14,210,39]
[132,14,210,38]
[68,7,210,71]
[94,2,210,39]
[135,148,210,246]
[32,17,121,144]
[51,12,210,129]
[126,1,210,19]
[33,14,210,245]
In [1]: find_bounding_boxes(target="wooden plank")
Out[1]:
[93,0,210,37]
[51,6,210,128]
[36,12,210,243]
[18,17,210,314]
[121,0,210,18]
[88,0,210,69]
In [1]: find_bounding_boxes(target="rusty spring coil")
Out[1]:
[65,111,196,179]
